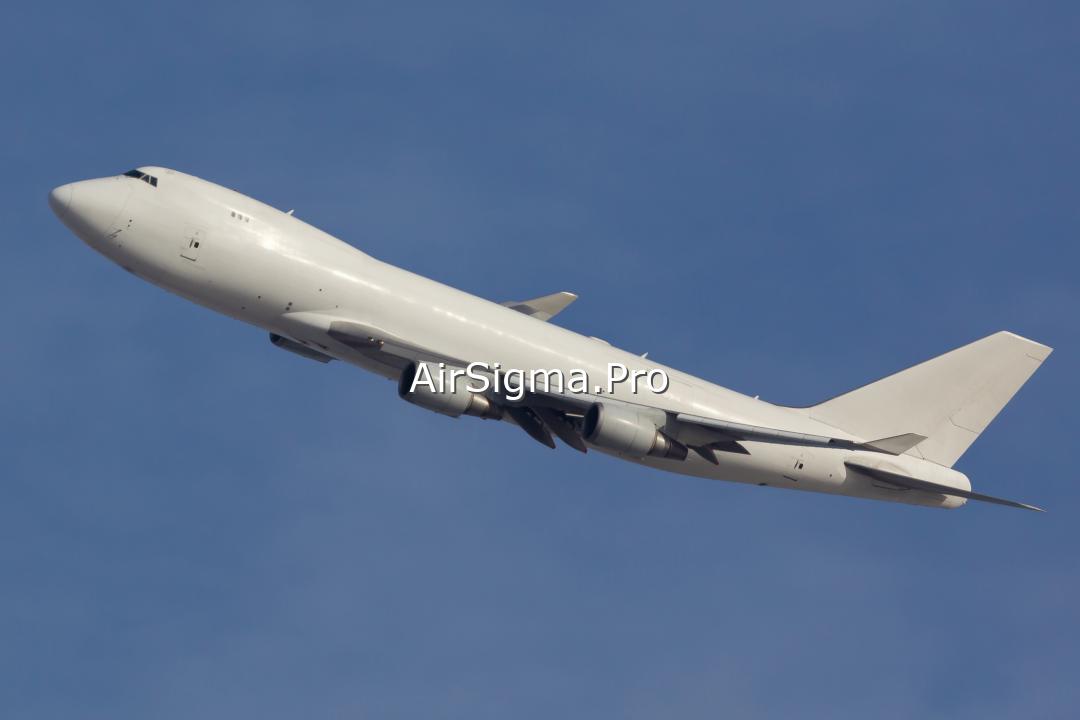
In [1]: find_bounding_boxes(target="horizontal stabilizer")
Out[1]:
[846,461,1043,512]
[863,433,926,454]
[502,291,577,321]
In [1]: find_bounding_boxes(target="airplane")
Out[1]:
[49,166,1052,511]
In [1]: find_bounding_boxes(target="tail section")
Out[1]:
[807,332,1052,467]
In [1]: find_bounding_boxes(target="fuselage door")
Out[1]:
[180,225,204,262]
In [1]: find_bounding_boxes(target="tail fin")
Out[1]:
[807,332,1052,467]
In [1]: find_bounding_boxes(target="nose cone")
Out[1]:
[48,184,73,216]
[49,178,131,243]
[48,183,72,216]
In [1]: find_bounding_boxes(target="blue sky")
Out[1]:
[3,2,1078,717]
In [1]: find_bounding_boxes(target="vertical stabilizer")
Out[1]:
[807,332,1051,467]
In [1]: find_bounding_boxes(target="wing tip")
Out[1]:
[997,330,1053,361]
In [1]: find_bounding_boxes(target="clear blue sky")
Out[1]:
[3,2,1077,717]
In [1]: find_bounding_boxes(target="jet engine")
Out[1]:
[583,402,687,460]
[398,362,502,419]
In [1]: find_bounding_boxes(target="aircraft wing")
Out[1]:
[284,311,931,458]
[522,388,926,460]
[674,413,926,455]
[501,291,577,321]
[282,312,581,450]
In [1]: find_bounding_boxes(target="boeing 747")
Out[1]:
[49,167,1052,511]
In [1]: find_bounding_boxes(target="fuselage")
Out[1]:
[49,167,968,509]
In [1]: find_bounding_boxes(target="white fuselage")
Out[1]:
[50,167,968,509]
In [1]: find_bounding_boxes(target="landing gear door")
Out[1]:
[180,225,204,262]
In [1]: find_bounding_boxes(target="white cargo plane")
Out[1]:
[50,167,1052,511]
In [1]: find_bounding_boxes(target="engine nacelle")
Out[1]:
[583,402,687,460]
[398,362,502,420]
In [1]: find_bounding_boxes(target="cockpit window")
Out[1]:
[122,169,158,187]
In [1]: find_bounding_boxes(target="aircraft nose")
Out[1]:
[49,178,131,240]
[48,184,73,216]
